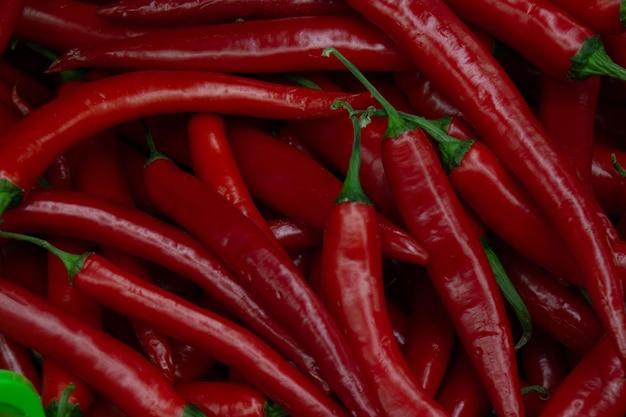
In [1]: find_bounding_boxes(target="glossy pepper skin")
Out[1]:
[548,0,626,34]
[0,191,324,389]
[95,0,353,25]
[0,279,207,417]
[319,107,448,417]
[0,69,372,215]
[142,155,383,417]
[347,0,626,374]
[227,123,429,265]
[47,16,413,73]
[441,0,626,80]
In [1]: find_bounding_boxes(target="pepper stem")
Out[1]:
[332,100,373,205]
[480,235,532,350]
[44,383,83,417]
[141,119,169,166]
[0,179,25,216]
[621,0,626,26]
[0,231,90,283]
[569,35,626,81]
[263,399,290,417]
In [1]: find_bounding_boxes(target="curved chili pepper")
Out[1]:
[47,16,412,74]
[536,336,626,417]
[142,143,382,417]
[14,0,154,52]
[548,0,626,34]
[319,103,448,417]
[227,122,429,264]
[266,218,322,254]
[95,0,353,25]
[496,241,604,354]
[346,0,626,371]
[4,233,354,417]
[403,275,456,397]
[443,0,626,80]
[0,190,325,391]
[0,69,372,215]
[176,382,288,417]
[0,0,23,55]
[325,48,523,417]
[0,277,207,417]
[187,113,278,246]
[0,60,55,108]
[434,345,492,417]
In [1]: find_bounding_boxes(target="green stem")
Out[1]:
[282,74,322,90]
[332,100,373,205]
[141,119,169,166]
[521,385,551,401]
[45,383,83,417]
[621,0,626,25]
[0,231,90,283]
[182,404,207,417]
[569,35,626,81]
[0,179,25,216]
[480,235,532,351]
[611,153,626,177]
[264,399,290,417]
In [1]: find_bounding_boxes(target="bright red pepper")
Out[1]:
[227,122,429,264]
[442,0,626,80]
[37,238,354,417]
[176,382,287,417]
[319,105,448,417]
[266,218,322,254]
[346,0,626,373]
[0,69,372,215]
[142,145,382,417]
[0,190,324,390]
[47,16,413,74]
[536,336,626,417]
[96,0,353,25]
[0,278,207,417]
[548,0,626,34]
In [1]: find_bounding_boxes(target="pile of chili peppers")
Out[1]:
[1,0,626,416]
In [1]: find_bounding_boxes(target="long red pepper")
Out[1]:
[0,277,207,417]
[319,103,448,417]
[227,122,429,264]
[442,0,626,80]
[0,191,325,390]
[3,232,354,417]
[0,333,41,392]
[548,0,626,34]
[47,16,412,74]
[176,382,288,417]
[325,48,523,417]
[0,70,371,215]
[13,0,153,52]
[187,113,278,246]
[346,0,626,371]
[536,336,626,417]
[95,0,353,25]
[142,141,382,417]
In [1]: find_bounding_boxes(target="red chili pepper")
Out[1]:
[176,382,288,417]
[266,218,322,254]
[0,0,24,55]
[403,275,456,397]
[325,48,523,417]
[434,345,492,417]
[496,241,604,354]
[592,141,626,217]
[536,336,626,417]
[346,0,626,372]
[0,277,207,417]
[319,103,448,417]
[47,16,412,74]
[14,0,154,52]
[0,60,55,108]
[548,0,626,34]
[170,340,217,384]
[0,69,372,215]
[227,122,429,264]
[0,190,325,391]
[84,396,129,417]
[187,113,278,246]
[442,0,626,80]
[6,232,354,417]
[95,0,354,25]
[142,140,382,417]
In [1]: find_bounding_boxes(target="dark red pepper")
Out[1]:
[345,0,626,372]
[47,16,413,74]
[548,0,626,34]
[0,0,24,55]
